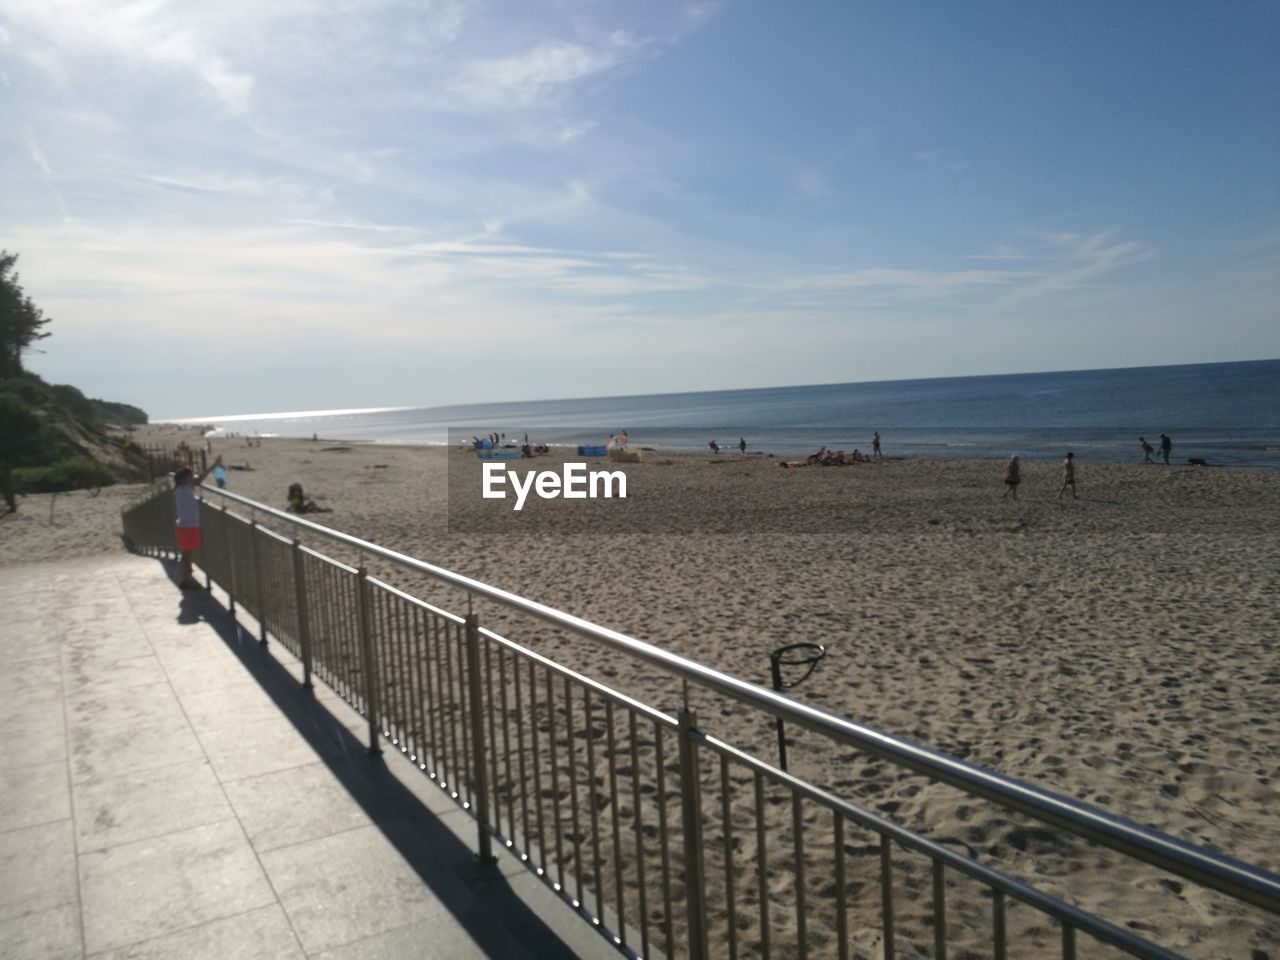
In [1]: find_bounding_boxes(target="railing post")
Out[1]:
[464,612,496,864]
[677,707,708,960]
[249,519,267,647]
[291,538,313,691]
[356,566,382,756]
[222,504,235,615]
[199,496,212,591]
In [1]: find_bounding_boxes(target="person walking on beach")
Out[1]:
[872,432,882,459]
[174,455,221,591]
[709,439,720,454]
[1058,451,1077,499]
[1159,433,1172,465]
[1002,454,1020,500]
[738,437,747,454]
[1139,437,1154,464]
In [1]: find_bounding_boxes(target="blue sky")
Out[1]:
[2,1,1277,418]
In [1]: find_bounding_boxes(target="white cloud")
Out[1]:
[26,134,53,176]
[24,130,70,223]
[755,229,1153,311]
[1,0,254,114]
[452,38,627,107]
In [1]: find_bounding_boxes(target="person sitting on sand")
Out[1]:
[1002,454,1021,500]
[807,446,826,465]
[287,482,332,514]
[709,439,720,454]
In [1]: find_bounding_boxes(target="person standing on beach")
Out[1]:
[872,432,882,459]
[1058,452,1077,499]
[174,455,221,591]
[738,437,747,453]
[1160,433,1172,465]
[1140,437,1154,464]
[1002,454,1020,500]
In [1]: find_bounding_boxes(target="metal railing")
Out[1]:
[122,481,1280,959]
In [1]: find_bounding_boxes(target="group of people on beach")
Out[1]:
[1002,433,1178,501]
[1003,452,1078,501]
[1140,434,1173,465]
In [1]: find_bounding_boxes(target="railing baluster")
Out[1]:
[458,621,474,808]
[485,637,501,842]
[720,754,738,960]
[355,567,381,754]
[933,858,947,960]
[407,605,424,762]
[374,588,391,739]
[834,814,848,960]
[548,666,566,892]
[499,645,515,847]
[514,655,531,859]
[677,708,708,960]
[221,504,235,615]
[585,690,604,923]
[530,660,547,874]
[420,609,439,772]
[629,711,650,959]
[993,889,1007,960]
[463,613,493,863]
[443,618,460,793]
[431,613,449,785]
[792,793,807,960]
[567,676,584,907]
[1062,922,1076,960]
[880,834,895,960]
[655,723,674,960]
[292,539,312,690]
[606,701,625,949]
[380,591,393,738]
[755,769,771,960]
[455,621,471,804]
[249,519,265,645]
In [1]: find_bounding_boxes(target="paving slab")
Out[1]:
[78,818,274,955]
[0,903,82,960]
[72,759,233,853]
[86,904,305,960]
[0,759,71,834]
[0,819,78,923]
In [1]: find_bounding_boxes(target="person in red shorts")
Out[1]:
[173,455,221,590]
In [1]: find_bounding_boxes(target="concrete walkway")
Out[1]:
[0,554,620,960]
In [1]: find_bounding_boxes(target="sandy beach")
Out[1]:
[4,425,1277,957]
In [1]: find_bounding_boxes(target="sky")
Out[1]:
[2,1,1277,419]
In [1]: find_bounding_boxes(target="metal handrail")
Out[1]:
[196,484,1280,914]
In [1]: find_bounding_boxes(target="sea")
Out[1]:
[171,359,1280,468]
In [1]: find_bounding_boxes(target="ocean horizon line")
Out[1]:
[159,356,1278,424]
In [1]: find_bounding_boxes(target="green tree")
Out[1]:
[0,251,52,378]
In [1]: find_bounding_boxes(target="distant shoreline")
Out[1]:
[160,428,1280,468]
